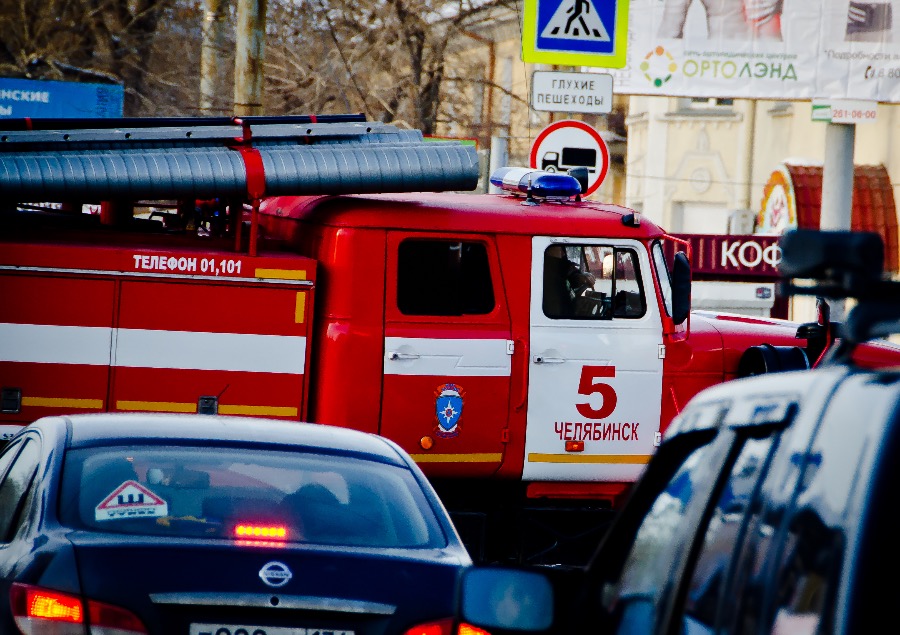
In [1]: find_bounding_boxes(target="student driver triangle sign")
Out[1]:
[523,0,628,68]
[95,480,168,521]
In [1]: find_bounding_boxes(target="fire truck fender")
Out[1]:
[736,343,811,378]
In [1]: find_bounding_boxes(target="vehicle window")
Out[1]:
[604,438,726,634]
[12,474,40,540]
[726,458,843,635]
[0,439,23,483]
[768,508,841,635]
[543,244,645,320]
[397,239,495,316]
[651,241,673,317]
[681,435,779,633]
[0,438,40,542]
[765,421,858,635]
[59,445,446,548]
[845,404,900,632]
[729,388,870,635]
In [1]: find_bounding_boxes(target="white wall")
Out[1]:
[671,201,729,233]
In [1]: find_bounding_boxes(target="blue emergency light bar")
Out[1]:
[489,167,582,200]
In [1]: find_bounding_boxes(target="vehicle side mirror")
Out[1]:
[672,251,691,325]
[566,167,589,196]
[458,567,554,632]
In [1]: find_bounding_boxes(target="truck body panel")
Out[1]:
[0,239,315,433]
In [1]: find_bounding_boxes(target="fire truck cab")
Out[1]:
[259,186,688,490]
[2,116,898,564]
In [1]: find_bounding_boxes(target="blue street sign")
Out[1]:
[523,0,629,68]
[0,78,124,118]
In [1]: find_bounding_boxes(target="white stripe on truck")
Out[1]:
[383,337,511,376]
[0,323,113,366]
[0,323,306,374]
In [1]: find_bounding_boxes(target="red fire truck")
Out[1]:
[1,116,896,564]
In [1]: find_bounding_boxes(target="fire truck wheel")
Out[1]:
[737,344,810,378]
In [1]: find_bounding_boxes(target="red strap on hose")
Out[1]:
[228,118,266,199]
[232,145,266,199]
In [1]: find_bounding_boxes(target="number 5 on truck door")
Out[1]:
[576,365,617,419]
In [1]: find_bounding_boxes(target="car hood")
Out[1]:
[691,310,900,370]
[690,310,805,343]
[68,532,468,634]
[847,336,900,368]
[690,310,807,370]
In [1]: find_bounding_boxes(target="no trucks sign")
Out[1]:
[529,120,610,196]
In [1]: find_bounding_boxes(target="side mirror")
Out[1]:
[671,251,691,325]
[566,167,589,196]
[458,567,554,632]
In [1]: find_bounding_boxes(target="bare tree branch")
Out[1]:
[0,0,519,133]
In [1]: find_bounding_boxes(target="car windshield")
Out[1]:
[59,445,446,548]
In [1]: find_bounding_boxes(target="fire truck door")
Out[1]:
[111,279,309,419]
[524,236,664,483]
[381,234,512,478]
[0,274,115,439]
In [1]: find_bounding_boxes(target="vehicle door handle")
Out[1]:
[533,356,565,364]
[387,351,420,361]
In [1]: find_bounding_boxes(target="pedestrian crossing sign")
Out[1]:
[523,0,629,68]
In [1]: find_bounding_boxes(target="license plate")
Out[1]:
[190,625,354,635]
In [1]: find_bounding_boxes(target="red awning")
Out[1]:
[782,163,898,273]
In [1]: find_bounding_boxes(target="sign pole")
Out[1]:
[489,136,509,194]
[820,122,855,322]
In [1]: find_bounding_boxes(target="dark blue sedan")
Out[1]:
[0,413,472,635]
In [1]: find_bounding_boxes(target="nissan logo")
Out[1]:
[258,561,293,588]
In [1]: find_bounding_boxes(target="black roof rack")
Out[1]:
[0,113,367,132]
[779,228,900,363]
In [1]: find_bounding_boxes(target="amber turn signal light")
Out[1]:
[565,440,585,452]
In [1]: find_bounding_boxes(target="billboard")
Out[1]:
[607,0,900,102]
[0,78,124,118]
